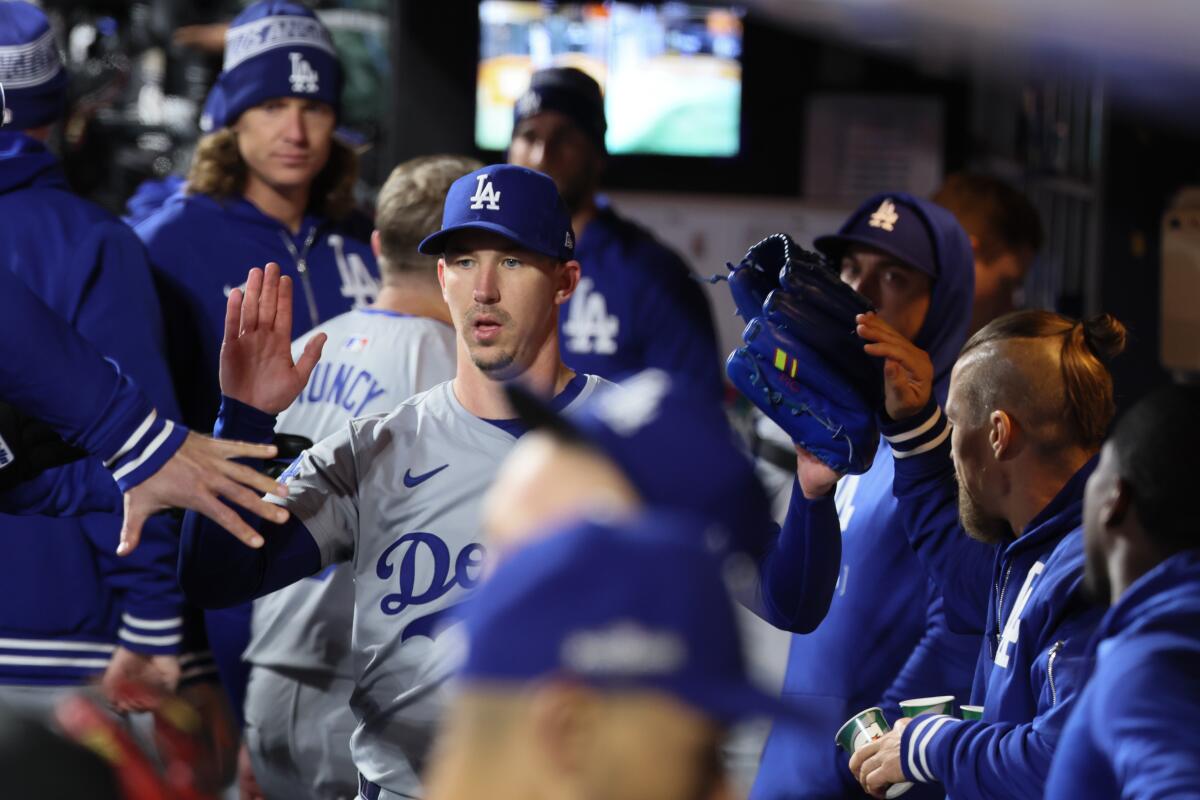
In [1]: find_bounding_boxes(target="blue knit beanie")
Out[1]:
[200,0,341,132]
[0,1,68,130]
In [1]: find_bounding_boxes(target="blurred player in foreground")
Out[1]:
[425,513,797,800]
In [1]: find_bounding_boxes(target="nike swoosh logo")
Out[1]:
[403,464,449,488]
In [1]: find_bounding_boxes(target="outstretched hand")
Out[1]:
[856,312,934,421]
[117,431,291,555]
[219,263,326,415]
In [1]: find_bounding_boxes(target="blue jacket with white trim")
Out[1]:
[1045,549,1200,800]
[882,401,1104,799]
[0,132,185,682]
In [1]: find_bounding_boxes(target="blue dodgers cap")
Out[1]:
[0,1,68,130]
[814,192,940,279]
[513,66,608,155]
[460,512,799,724]
[200,0,341,132]
[419,164,575,261]
[505,369,775,558]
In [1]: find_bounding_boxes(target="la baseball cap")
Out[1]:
[200,0,341,132]
[419,164,575,261]
[0,1,68,130]
[512,66,608,155]
[814,192,942,279]
[505,369,775,558]
[459,511,801,725]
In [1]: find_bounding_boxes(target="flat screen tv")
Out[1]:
[476,1,745,158]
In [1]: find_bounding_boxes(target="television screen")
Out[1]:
[477,2,745,157]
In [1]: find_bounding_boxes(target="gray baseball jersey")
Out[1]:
[245,309,457,678]
[270,374,607,792]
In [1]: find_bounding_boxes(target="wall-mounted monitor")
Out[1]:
[476,1,745,158]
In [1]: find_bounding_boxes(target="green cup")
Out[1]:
[835,707,913,798]
[900,695,956,718]
[961,705,984,721]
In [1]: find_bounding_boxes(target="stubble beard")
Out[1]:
[956,472,1013,546]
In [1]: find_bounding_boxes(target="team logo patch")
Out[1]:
[288,51,319,93]
[344,336,369,352]
[868,199,899,232]
[468,174,502,211]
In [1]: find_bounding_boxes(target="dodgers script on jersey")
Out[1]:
[244,309,456,678]
[270,376,606,791]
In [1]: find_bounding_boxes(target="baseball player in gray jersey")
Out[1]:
[240,155,481,800]
[178,164,605,800]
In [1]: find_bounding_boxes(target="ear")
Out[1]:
[370,230,382,260]
[968,234,981,256]
[556,259,583,306]
[528,681,595,779]
[1101,477,1134,529]
[989,409,1014,460]
[437,258,448,299]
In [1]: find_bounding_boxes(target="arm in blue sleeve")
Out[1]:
[178,396,321,609]
[751,479,842,633]
[0,457,120,516]
[883,400,996,633]
[898,601,1102,798]
[0,270,184,490]
[880,585,982,720]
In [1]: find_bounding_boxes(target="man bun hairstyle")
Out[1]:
[960,310,1126,452]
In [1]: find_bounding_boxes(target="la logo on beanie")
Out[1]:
[288,52,319,93]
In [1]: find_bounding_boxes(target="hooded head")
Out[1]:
[0,1,68,130]
[816,192,974,401]
[200,0,341,133]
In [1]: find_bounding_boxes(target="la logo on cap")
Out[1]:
[516,90,542,118]
[469,174,502,211]
[288,52,319,93]
[868,199,900,232]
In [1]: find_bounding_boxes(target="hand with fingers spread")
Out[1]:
[847,718,911,798]
[220,263,327,415]
[856,312,935,421]
[118,431,291,554]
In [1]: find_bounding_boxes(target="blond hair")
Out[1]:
[186,128,358,221]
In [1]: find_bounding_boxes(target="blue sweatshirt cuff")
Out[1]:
[880,399,950,459]
[901,713,959,783]
[105,411,189,493]
[214,395,278,443]
[117,608,185,655]
[178,649,220,687]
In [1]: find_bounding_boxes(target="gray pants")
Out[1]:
[243,665,358,800]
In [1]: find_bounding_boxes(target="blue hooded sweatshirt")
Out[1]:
[135,189,380,432]
[1045,549,1200,800]
[879,402,1106,797]
[753,194,979,800]
[0,131,186,678]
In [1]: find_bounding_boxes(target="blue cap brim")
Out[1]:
[419,221,566,260]
[813,233,938,279]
